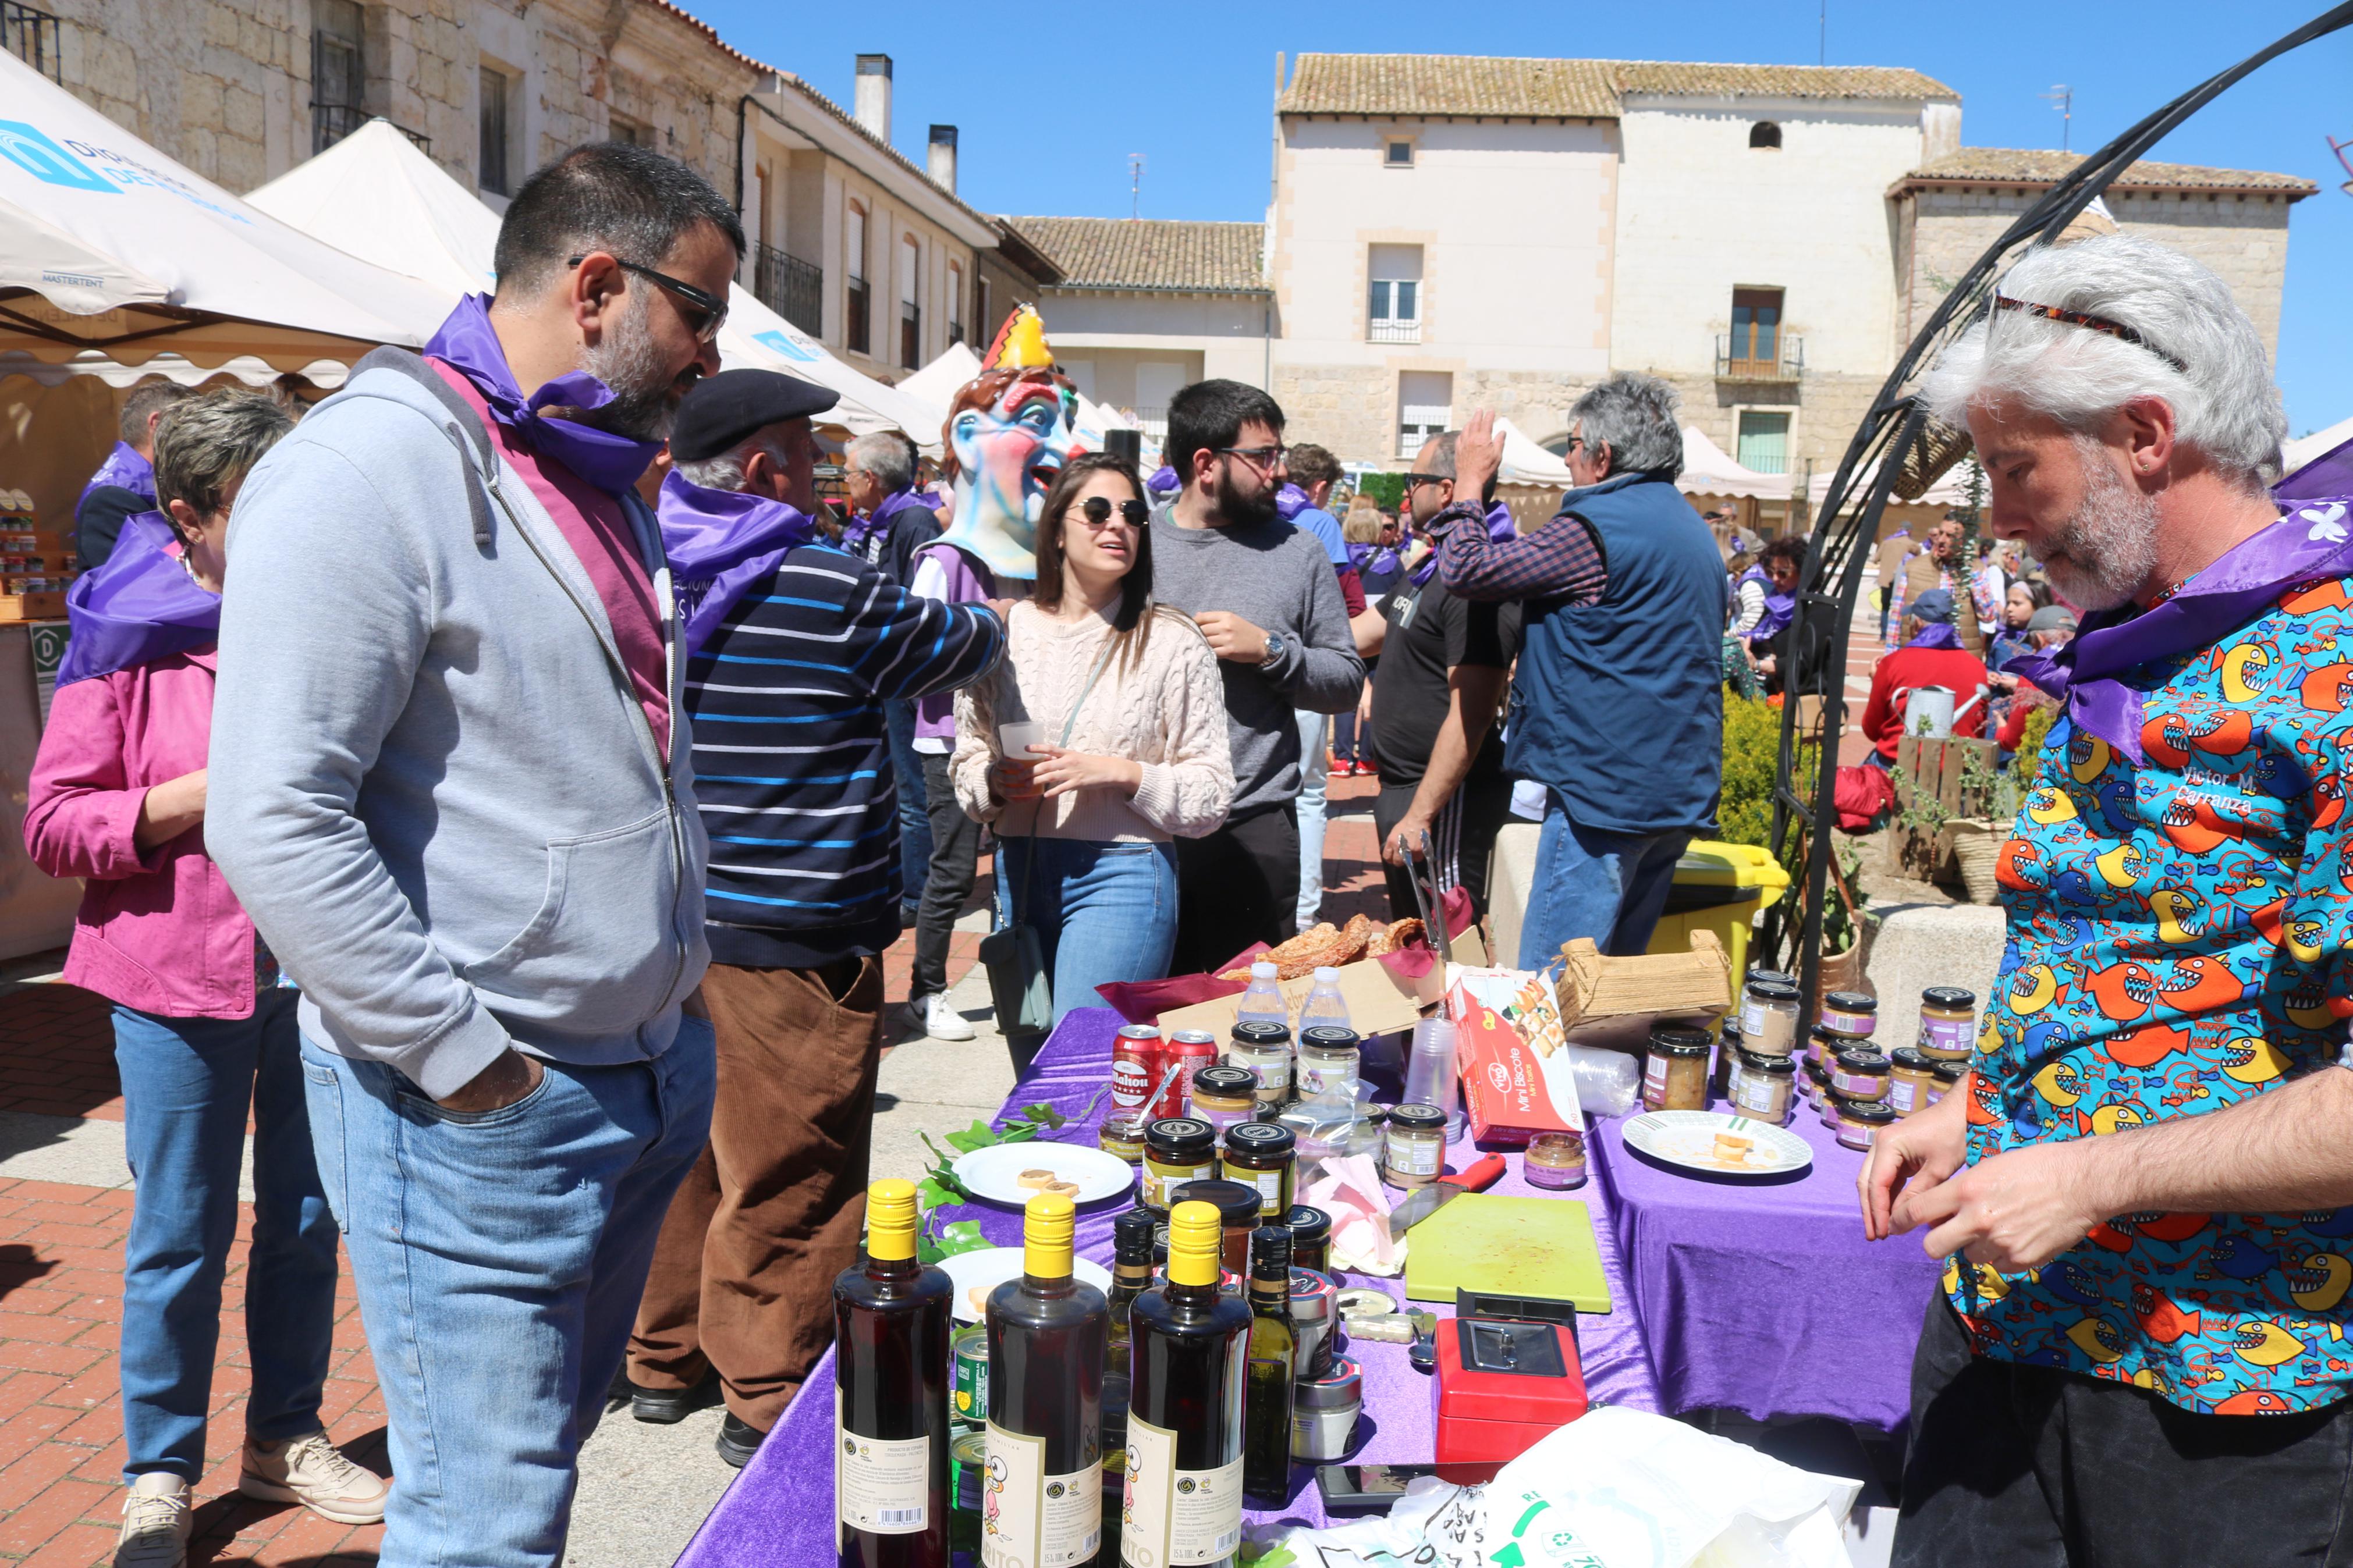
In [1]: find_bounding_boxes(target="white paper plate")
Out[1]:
[950,1141,1134,1207]
[1621,1110,1813,1178]
[939,1247,1116,1322]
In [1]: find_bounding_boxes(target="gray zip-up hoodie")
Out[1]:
[206,351,709,1098]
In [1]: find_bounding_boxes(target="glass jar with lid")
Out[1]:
[1297,1025,1364,1101]
[1928,1058,1965,1105]
[1916,987,1978,1061]
[1829,1048,1892,1105]
[1644,1026,1714,1112]
[1818,990,1879,1038]
[1225,1019,1294,1110]
[1188,1065,1258,1134]
[1740,980,1802,1057]
[1382,1103,1447,1187]
[1221,1121,1298,1217]
[1524,1129,1587,1190]
[1836,1100,1897,1151]
[1887,1047,1938,1117]
[1283,1204,1332,1275]
[1141,1117,1218,1211]
[1729,1048,1795,1125]
[1168,1177,1263,1276]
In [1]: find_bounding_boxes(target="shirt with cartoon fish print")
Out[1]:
[1961,551,2353,1414]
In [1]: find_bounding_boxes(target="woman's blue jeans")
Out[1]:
[1002,837,1180,1026]
[113,988,339,1481]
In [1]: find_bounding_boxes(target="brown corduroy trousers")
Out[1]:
[626,954,884,1430]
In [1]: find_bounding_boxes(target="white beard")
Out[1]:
[2037,441,2161,611]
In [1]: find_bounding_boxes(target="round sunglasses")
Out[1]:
[1077,496,1152,528]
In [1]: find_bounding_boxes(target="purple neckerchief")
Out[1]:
[2279,435,2353,504]
[911,541,997,741]
[56,513,219,687]
[1410,500,1515,586]
[1903,623,1963,652]
[2007,500,2353,765]
[840,486,930,559]
[1345,540,1374,573]
[77,440,154,514]
[656,471,818,654]
[1147,465,1180,495]
[421,294,660,498]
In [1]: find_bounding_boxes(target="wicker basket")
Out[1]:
[1947,819,2004,905]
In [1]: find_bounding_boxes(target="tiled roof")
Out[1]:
[1896,147,2317,195]
[998,217,1270,293]
[1276,54,1955,119]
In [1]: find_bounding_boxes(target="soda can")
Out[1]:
[950,1323,989,1427]
[1111,1025,1162,1120]
[950,1427,988,1514]
[1156,1030,1218,1119]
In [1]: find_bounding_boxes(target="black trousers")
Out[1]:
[1372,776,1511,926]
[911,751,981,1000]
[1171,803,1298,976]
[1894,1294,2353,1567]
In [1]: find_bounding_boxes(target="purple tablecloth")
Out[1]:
[673,1008,1662,1566]
[1589,1087,1944,1433]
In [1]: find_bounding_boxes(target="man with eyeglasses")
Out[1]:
[1148,380,1365,973]
[207,142,739,1564]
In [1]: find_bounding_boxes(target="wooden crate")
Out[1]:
[1892,734,2000,882]
[0,592,66,622]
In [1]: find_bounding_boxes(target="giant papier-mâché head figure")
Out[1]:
[937,305,1087,580]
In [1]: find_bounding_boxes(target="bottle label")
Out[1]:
[835,1389,930,1535]
[1890,1078,1920,1114]
[1219,1160,1288,1215]
[982,1422,1101,1568]
[1299,1059,1358,1098]
[1122,1413,1244,1566]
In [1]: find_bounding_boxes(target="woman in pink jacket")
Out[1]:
[26,390,386,1567]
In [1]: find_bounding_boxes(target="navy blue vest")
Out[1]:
[1505,471,1727,836]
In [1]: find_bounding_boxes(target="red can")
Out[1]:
[1112,1025,1163,1120]
[1155,1029,1219,1120]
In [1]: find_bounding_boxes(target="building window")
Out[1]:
[1385,139,1414,166]
[1748,122,1781,150]
[2,3,64,84]
[1368,243,1422,345]
[609,113,647,146]
[946,261,964,345]
[899,233,921,369]
[1737,411,1792,474]
[844,202,869,355]
[478,66,511,196]
[1399,371,1452,458]
[310,0,365,154]
[1725,287,1784,376]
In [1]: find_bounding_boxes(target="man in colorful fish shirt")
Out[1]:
[1861,232,2353,1565]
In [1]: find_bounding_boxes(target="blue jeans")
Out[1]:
[1517,791,1692,968]
[1004,838,1179,1027]
[887,698,931,917]
[115,990,339,1482]
[301,1021,716,1567]
[1296,708,1330,931]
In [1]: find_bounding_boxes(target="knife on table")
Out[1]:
[1389,1153,1507,1232]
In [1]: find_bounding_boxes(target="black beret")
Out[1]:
[669,369,840,462]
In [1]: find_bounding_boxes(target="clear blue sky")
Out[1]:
[695,0,2353,435]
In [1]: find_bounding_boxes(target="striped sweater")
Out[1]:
[687,545,1005,968]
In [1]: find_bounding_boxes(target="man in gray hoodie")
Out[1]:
[207,143,735,1566]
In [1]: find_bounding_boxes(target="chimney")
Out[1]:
[854,54,892,143]
[927,125,958,194]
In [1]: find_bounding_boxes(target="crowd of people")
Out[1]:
[25,135,2353,1568]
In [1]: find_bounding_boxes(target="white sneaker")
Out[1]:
[239,1430,390,1524]
[919,993,977,1041]
[115,1473,189,1568]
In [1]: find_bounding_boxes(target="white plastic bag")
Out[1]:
[1245,1477,1485,1567]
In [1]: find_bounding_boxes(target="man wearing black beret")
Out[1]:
[620,369,1006,1467]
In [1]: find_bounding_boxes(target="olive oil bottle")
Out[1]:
[1241,1225,1296,1505]
[833,1178,953,1567]
[1122,1200,1251,1567]
[1105,1208,1155,1361]
[984,1190,1108,1568]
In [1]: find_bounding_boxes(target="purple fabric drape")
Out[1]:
[55,513,219,688]
[1903,623,1964,652]
[839,486,931,557]
[2279,436,2353,504]
[421,294,660,497]
[656,471,818,653]
[76,439,154,513]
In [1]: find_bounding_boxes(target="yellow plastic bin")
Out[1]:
[1644,838,1791,986]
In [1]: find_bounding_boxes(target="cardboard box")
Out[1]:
[1553,931,1731,1051]
[1449,968,1582,1146]
[1155,927,1486,1040]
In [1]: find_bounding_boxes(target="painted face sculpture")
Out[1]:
[936,305,1086,581]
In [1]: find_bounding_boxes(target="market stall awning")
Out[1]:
[1677,425,1791,502]
[1495,416,1576,490]
[0,51,448,369]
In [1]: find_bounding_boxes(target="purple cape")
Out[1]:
[77,440,154,514]
[55,513,219,688]
[1902,623,1964,652]
[839,486,931,557]
[421,294,660,497]
[657,471,818,654]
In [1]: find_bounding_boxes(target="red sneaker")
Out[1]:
[1358,758,1380,778]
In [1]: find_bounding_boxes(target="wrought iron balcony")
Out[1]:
[1714,333,1805,382]
[753,243,823,338]
[1368,317,1422,345]
[2,2,61,83]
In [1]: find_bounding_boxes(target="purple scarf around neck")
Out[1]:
[839,486,930,559]
[77,440,154,513]
[657,470,819,654]
[422,294,661,498]
[1903,623,1964,652]
[2007,499,2353,766]
[56,513,219,687]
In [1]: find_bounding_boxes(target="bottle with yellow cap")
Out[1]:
[1121,1200,1251,1567]
[833,1177,953,1567]
[984,1189,1108,1568]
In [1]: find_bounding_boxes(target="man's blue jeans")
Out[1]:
[1296,708,1330,933]
[1004,837,1179,1027]
[115,989,339,1482]
[887,697,931,918]
[1517,791,1692,969]
[300,1020,715,1567]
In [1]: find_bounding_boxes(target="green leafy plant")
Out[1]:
[1717,695,1803,851]
[1354,471,1406,511]
[910,1090,1108,1264]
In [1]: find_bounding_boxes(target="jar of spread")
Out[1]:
[1802,1054,1830,1105]
[1929,1059,1965,1105]
[1188,1065,1259,1134]
[1169,1178,1264,1276]
[1225,1019,1294,1109]
[1818,990,1879,1037]
[1383,1103,1448,1187]
[1740,980,1802,1056]
[1917,987,1978,1061]
[1283,1204,1332,1275]
[1830,1048,1891,1104]
[1298,1025,1364,1100]
[1746,966,1796,990]
[1888,1047,1939,1117]
[1098,1112,1145,1164]
[1524,1129,1587,1190]
[1221,1120,1298,1217]
[1730,1050,1796,1124]
[1644,1026,1714,1111]
[1141,1117,1218,1210]
[1836,1100,1897,1151]
[1712,1015,1745,1100]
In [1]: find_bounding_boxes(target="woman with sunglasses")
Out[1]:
[952,455,1234,1023]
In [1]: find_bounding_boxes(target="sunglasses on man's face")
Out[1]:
[568,254,730,343]
[1078,496,1151,528]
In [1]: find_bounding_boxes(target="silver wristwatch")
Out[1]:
[1260,631,1287,667]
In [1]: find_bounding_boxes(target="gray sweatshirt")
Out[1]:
[1148,507,1364,816]
[206,353,709,1099]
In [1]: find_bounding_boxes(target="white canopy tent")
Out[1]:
[1677,425,1791,502]
[892,337,1134,460]
[2286,414,2353,475]
[244,118,946,453]
[1493,416,1576,490]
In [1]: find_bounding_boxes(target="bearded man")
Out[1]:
[1861,232,2353,1566]
[207,143,734,1565]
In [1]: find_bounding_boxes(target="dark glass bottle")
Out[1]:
[1122,1200,1251,1567]
[1106,1209,1155,1362]
[985,1190,1108,1568]
[833,1178,954,1568]
[1241,1226,1297,1505]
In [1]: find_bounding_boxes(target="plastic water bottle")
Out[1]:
[1236,962,1289,1030]
[1297,968,1350,1033]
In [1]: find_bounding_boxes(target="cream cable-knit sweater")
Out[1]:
[953,603,1234,842]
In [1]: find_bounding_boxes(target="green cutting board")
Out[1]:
[1403,1193,1612,1313]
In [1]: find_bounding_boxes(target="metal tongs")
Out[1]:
[1402,830,1454,964]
